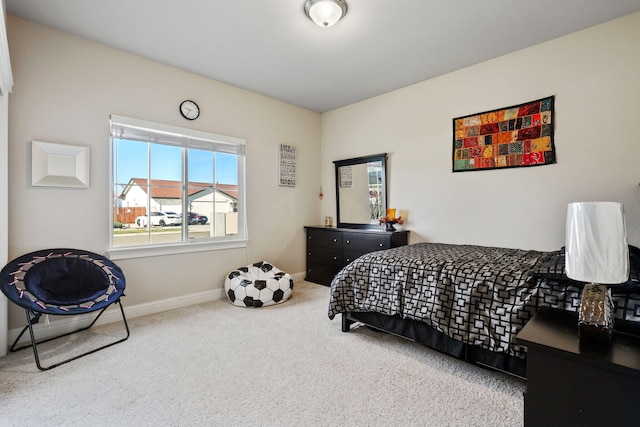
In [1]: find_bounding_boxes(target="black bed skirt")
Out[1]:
[342,311,526,378]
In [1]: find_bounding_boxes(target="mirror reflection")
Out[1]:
[334,153,386,229]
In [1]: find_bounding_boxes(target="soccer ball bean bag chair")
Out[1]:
[225,261,293,307]
[0,248,129,370]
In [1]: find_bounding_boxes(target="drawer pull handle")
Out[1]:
[333,238,337,242]
[333,256,337,260]
[346,240,350,244]
[379,243,383,247]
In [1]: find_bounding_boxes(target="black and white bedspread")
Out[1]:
[328,242,561,359]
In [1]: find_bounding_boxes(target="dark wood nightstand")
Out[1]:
[516,308,640,427]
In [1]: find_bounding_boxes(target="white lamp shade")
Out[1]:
[565,202,629,284]
[305,0,347,28]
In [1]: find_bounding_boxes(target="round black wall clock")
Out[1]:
[180,100,200,120]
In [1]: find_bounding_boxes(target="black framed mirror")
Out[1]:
[333,153,387,229]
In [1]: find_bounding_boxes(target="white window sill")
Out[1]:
[107,239,248,260]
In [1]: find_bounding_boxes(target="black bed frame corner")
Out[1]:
[340,311,526,378]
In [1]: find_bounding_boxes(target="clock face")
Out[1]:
[180,100,199,120]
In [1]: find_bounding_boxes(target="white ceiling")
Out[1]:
[6,0,640,112]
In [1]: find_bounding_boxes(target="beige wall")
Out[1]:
[7,12,640,330]
[6,16,321,328]
[1,90,8,354]
[321,12,640,251]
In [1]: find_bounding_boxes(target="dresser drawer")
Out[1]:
[343,232,390,253]
[304,226,409,286]
[306,263,341,286]
[306,229,342,249]
[343,251,366,265]
[307,246,342,267]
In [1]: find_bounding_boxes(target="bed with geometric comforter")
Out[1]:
[328,242,640,378]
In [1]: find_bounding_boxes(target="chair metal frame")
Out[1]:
[9,298,130,371]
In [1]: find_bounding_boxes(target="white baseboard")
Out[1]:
[7,271,306,348]
[7,288,225,347]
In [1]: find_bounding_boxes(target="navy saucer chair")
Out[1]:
[0,248,129,370]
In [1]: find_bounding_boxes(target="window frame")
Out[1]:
[108,115,247,260]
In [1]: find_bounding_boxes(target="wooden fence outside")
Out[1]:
[114,206,146,225]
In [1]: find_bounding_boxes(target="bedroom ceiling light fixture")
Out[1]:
[304,0,348,28]
[565,201,629,343]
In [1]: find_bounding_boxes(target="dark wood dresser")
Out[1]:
[304,226,409,286]
[516,308,640,426]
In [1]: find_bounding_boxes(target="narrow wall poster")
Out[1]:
[340,166,352,188]
[279,144,296,187]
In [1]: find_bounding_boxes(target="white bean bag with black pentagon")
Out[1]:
[224,261,293,307]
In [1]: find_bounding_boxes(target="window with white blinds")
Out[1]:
[109,115,247,259]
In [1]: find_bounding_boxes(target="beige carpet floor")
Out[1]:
[0,281,525,426]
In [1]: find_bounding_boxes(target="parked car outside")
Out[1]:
[136,211,181,227]
[188,212,208,225]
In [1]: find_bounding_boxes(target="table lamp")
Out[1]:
[565,202,629,343]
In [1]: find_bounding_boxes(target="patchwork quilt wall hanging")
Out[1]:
[452,96,555,172]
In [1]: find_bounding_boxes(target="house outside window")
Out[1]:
[109,115,247,258]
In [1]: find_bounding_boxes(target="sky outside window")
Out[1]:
[114,139,238,185]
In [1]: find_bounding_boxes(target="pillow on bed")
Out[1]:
[530,245,640,291]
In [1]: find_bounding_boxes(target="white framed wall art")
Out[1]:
[31,140,90,188]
